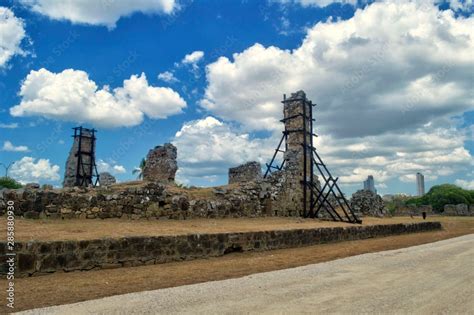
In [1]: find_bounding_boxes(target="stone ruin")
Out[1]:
[1,91,375,221]
[263,90,316,217]
[350,189,387,217]
[228,161,262,184]
[63,127,98,188]
[391,204,438,217]
[99,172,116,187]
[443,204,473,216]
[142,143,178,183]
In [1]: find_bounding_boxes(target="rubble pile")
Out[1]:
[350,189,387,217]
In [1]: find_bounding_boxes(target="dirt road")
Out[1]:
[18,234,474,314]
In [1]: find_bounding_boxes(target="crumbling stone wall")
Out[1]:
[390,204,433,217]
[63,128,94,187]
[228,161,262,184]
[265,91,313,217]
[393,204,473,217]
[142,143,178,183]
[350,190,387,217]
[417,205,433,215]
[443,204,473,216]
[99,172,116,187]
[0,181,266,220]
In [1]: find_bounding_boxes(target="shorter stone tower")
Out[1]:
[63,127,99,188]
[142,143,178,183]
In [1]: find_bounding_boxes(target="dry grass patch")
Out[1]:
[0,216,443,241]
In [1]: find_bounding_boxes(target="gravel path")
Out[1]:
[19,234,474,315]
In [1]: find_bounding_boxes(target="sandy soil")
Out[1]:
[0,216,441,241]
[1,217,472,313]
[19,234,474,314]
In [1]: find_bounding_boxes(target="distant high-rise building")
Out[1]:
[363,175,377,194]
[416,172,425,196]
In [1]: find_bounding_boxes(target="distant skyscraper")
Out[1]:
[416,172,425,196]
[363,175,377,194]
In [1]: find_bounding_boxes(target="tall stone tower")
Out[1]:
[265,91,360,223]
[267,90,315,216]
[283,90,313,182]
[283,91,314,215]
[63,127,99,187]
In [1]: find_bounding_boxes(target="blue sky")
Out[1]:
[0,0,473,196]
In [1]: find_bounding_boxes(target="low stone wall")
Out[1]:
[392,204,474,217]
[443,204,473,216]
[0,221,441,277]
[392,205,433,216]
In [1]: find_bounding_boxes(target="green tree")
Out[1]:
[406,184,473,212]
[0,177,22,189]
[132,158,146,179]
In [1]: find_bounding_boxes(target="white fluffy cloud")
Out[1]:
[2,141,29,152]
[339,167,390,184]
[455,179,474,190]
[113,165,126,174]
[19,0,178,29]
[198,0,473,191]
[442,0,473,11]
[314,122,473,188]
[278,0,473,12]
[0,7,27,68]
[182,51,204,65]
[179,51,205,77]
[201,1,473,135]
[0,123,18,129]
[10,156,60,184]
[172,117,274,185]
[97,159,127,175]
[276,0,357,7]
[158,71,179,83]
[171,116,473,188]
[10,68,187,128]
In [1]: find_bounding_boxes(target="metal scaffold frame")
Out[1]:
[264,94,361,224]
[73,126,100,187]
